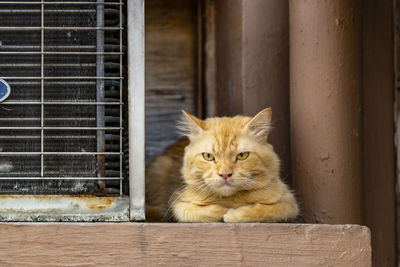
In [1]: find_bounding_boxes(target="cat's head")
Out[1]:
[179,108,280,197]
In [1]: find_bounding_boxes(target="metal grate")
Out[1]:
[0,0,126,196]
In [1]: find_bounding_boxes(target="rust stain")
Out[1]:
[86,197,114,210]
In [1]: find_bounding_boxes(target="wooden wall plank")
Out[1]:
[0,223,371,266]
[145,0,197,162]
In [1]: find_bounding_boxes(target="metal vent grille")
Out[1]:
[0,0,126,195]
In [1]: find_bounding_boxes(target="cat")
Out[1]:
[145,108,299,222]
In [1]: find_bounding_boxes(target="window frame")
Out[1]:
[127,0,145,221]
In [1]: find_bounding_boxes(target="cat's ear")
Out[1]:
[245,108,272,140]
[178,110,205,138]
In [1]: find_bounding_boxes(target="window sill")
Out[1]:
[0,195,129,222]
[0,222,371,266]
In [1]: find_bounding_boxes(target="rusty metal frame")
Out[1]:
[0,195,129,222]
[0,0,125,189]
[0,0,145,222]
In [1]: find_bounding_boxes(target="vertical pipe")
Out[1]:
[208,0,291,182]
[203,0,217,117]
[289,0,362,224]
[128,0,145,221]
[119,0,123,196]
[40,1,44,178]
[214,0,243,117]
[196,0,204,118]
[241,0,290,182]
[96,0,106,190]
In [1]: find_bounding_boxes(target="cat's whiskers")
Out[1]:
[170,181,203,198]
[190,183,207,195]
[239,179,282,199]
[164,180,205,218]
[165,181,214,220]
[196,183,212,198]
[239,178,272,191]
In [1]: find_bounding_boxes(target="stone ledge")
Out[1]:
[0,223,371,266]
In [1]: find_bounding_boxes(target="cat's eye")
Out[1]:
[202,153,215,161]
[236,152,249,161]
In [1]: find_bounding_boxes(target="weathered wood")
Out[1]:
[145,0,197,163]
[0,223,371,266]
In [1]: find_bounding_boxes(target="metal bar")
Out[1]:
[119,0,123,196]
[7,171,119,175]
[96,0,106,190]
[0,9,96,13]
[1,101,122,105]
[0,52,122,55]
[0,127,122,130]
[2,77,123,80]
[0,26,122,30]
[0,152,121,155]
[0,117,95,121]
[40,0,44,177]
[7,81,97,85]
[0,45,96,50]
[0,64,96,67]
[0,2,123,5]
[128,0,145,221]
[0,135,96,139]
[0,177,122,180]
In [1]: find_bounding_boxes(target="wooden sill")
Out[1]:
[0,223,371,266]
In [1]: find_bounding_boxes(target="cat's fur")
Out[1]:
[145,108,298,222]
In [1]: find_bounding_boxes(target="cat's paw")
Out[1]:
[204,205,229,222]
[223,207,262,223]
[223,208,241,223]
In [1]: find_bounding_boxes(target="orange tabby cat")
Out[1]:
[145,108,298,222]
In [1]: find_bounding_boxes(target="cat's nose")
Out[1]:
[218,172,232,180]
